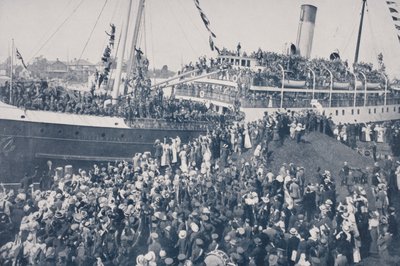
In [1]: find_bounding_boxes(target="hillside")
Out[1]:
[268,132,374,180]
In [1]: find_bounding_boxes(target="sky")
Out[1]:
[1,0,400,78]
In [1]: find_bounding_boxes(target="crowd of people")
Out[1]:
[0,107,399,266]
[332,120,400,157]
[0,80,238,125]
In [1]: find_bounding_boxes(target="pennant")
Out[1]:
[395,24,400,30]
[387,1,396,5]
[16,49,28,69]
[389,7,399,13]
[398,35,400,42]
[392,16,400,21]
[209,36,215,51]
[193,0,218,51]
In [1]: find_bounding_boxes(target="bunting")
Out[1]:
[15,48,28,69]
[385,0,400,43]
[193,0,220,53]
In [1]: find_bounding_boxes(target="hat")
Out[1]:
[71,224,79,231]
[190,222,199,232]
[224,235,231,242]
[289,228,298,235]
[237,228,245,235]
[268,254,279,265]
[389,207,396,213]
[136,255,146,264]
[237,247,245,254]
[325,199,333,205]
[276,175,284,182]
[55,211,64,219]
[159,250,166,258]
[320,238,328,244]
[179,230,187,239]
[150,233,159,240]
[253,238,262,245]
[195,239,204,246]
[297,214,304,220]
[201,215,209,221]
[177,254,186,261]
[145,251,156,261]
[230,239,237,245]
[165,258,174,265]
[202,207,210,214]
[261,196,270,203]
[211,233,219,240]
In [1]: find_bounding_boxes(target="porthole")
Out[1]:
[101,133,106,138]
[120,134,125,138]
[75,131,79,135]
[20,115,25,119]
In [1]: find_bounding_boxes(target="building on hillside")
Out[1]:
[47,59,68,79]
[68,59,96,82]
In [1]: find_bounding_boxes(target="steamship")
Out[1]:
[0,0,215,182]
[172,3,400,124]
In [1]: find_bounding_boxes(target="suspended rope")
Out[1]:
[78,0,109,62]
[365,4,379,60]
[28,0,86,63]
[28,0,75,59]
[165,0,199,57]
[177,0,209,47]
[147,0,158,84]
[341,16,358,56]
[143,7,147,57]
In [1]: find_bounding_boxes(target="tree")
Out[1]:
[29,56,49,79]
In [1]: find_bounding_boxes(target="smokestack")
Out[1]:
[296,4,317,59]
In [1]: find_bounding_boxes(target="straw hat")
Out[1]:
[179,230,187,239]
[190,222,199,232]
[289,228,298,235]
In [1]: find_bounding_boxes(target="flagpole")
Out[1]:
[10,39,14,105]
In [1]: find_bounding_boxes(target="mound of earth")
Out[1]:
[268,132,374,182]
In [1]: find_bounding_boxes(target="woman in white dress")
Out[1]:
[244,125,252,149]
[179,146,188,173]
[365,124,372,142]
[171,139,178,164]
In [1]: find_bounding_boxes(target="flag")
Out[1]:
[209,36,215,51]
[193,0,218,52]
[16,49,28,69]
[386,0,400,43]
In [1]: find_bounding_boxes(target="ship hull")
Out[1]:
[0,115,206,182]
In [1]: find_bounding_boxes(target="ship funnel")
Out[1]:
[295,4,317,59]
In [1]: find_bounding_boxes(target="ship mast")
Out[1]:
[124,0,146,94]
[111,0,134,104]
[10,39,14,104]
[354,0,367,65]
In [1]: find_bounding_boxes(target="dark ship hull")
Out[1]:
[0,102,207,182]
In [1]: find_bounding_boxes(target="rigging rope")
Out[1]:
[78,0,109,62]
[365,3,379,61]
[28,0,75,60]
[28,0,87,63]
[143,8,147,57]
[177,0,209,47]
[165,0,199,57]
[148,0,156,83]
